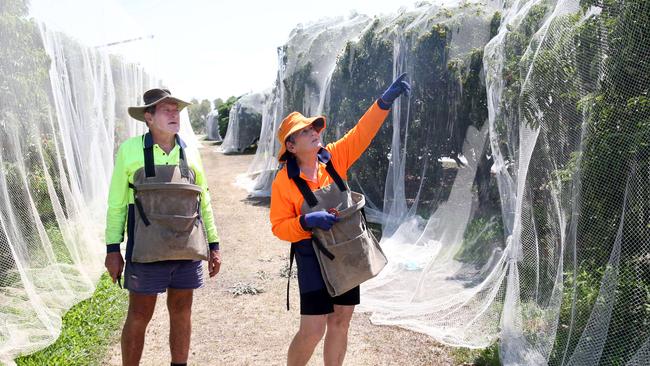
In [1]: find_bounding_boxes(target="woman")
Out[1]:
[270,74,410,366]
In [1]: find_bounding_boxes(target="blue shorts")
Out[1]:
[123,260,203,294]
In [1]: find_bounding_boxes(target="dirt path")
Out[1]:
[104,141,455,365]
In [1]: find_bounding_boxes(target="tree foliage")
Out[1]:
[217,95,238,138]
[187,98,212,134]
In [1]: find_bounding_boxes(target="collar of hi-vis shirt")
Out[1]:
[122,133,193,202]
[143,132,187,154]
[123,133,192,188]
[286,148,334,187]
[136,132,190,169]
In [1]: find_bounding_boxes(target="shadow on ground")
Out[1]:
[241,196,271,207]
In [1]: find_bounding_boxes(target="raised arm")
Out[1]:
[328,73,410,173]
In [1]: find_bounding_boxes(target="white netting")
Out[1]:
[236,14,373,195]
[219,92,266,154]
[205,110,222,142]
[242,0,650,364]
[0,4,173,363]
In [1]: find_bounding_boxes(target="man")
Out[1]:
[270,74,410,366]
[104,88,221,366]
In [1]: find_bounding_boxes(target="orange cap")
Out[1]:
[277,111,326,162]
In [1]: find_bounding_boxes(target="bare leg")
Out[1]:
[167,288,194,364]
[323,305,354,366]
[287,314,327,366]
[121,292,157,366]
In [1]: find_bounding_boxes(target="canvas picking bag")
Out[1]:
[292,157,387,297]
[129,134,208,263]
[310,191,387,296]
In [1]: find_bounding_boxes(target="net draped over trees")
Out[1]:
[0,2,163,362]
[240,1,649,364]
[1,0,648,364]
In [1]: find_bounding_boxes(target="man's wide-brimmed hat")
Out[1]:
[128,88,191,122]
[277,111,326,162]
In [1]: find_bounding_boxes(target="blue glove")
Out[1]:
[304,211,339,230]
[378,72,411,109]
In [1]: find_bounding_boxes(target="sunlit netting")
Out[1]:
[205,110,222,142]
[360,0,650,365]
[236,14,372,195]
[219,92,266,154]
[0,11,161,363]
[238,0,649,364]
[328,1,497,227]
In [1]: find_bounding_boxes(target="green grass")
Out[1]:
[452,343,501,365]
[15,273,128,366]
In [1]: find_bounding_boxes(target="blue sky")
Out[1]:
[30,0,414,102]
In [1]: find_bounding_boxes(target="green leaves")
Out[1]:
[15,275,128,365]
[216,95,238,138]
[187,98,213,134]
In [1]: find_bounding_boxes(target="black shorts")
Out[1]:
[300,286,360,315]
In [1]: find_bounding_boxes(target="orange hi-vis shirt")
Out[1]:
[270,101,390,243]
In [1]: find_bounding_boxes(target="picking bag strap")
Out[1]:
[289,164,344,208]
[312,236,335,260]
[286,245,296,311]
[176,135,190,180]
[129,182,150,226]
[143,133,191,179]
[143,133,156,178]
[133,198,151,226]
[288,155,347,208]
[325,160,346,192]
[291,175,319,208]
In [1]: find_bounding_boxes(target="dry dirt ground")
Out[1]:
[103,141,456,365]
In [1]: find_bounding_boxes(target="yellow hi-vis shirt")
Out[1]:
[105,134,219,247]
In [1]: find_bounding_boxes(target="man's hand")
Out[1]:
[208,249,222,278]
[104,252,124,283]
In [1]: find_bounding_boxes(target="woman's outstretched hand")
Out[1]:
[379,73,411,108]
